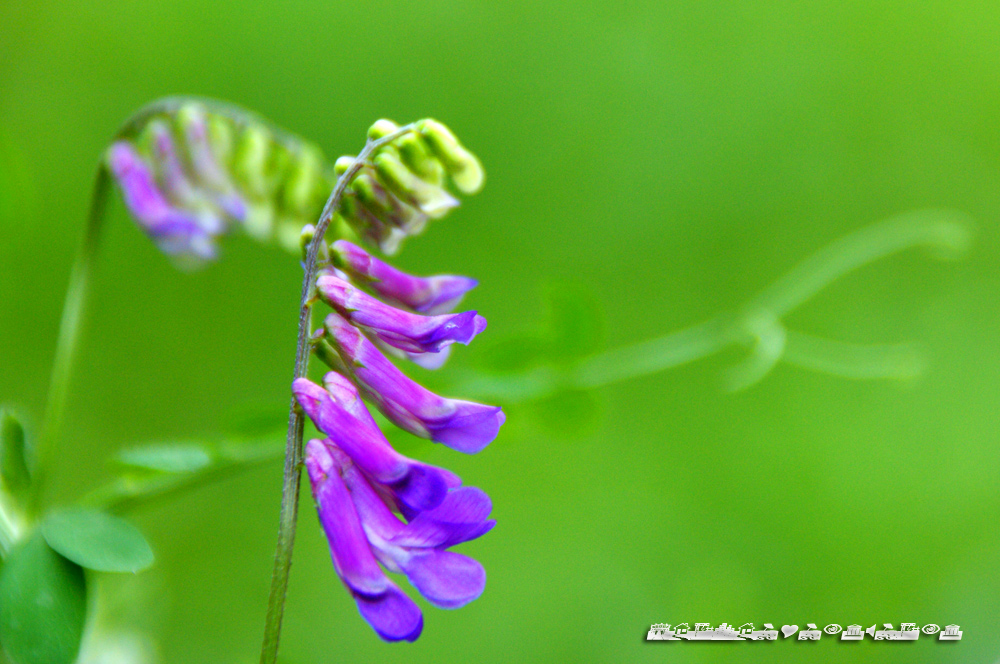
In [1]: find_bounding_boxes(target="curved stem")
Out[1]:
[454,211,970,403]
[30,167,110,517]
[258,125,416,664]
[745,210,970,320]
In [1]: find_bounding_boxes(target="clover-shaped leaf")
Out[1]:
[0,533,86,664]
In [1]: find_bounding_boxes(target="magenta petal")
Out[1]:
[305,440,387,598]
[331,240,479,314]
[295,379,453,512]
[354,583,423,642]
[317,272,487,353]
[387,462,450,515]
[393,487,495,548]
[107,142,217,260]
[400,550,486,609]
[325,313,504,453]
[426,402,506,455]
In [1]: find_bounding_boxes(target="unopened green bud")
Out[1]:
[334,155,356,177]
[300,223,316,260]
[282,147,325,215]
[373,148,458,218]
[396,133,444,184]
[417,118,484,194]
[367,119,400,141]
[352,171,393,217]
[298,222,330,263]
[232,125,273,197]
[0,408,30,496]
[206,114,235,166]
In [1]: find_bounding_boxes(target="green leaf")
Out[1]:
[0,533,86,664]
[0,408,31,496]
[115,443,213,474]
[41,508,154,573]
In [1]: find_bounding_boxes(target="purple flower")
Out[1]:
[338,450,493,609]
[325,312,505,454]
[293,375,459,512]
[106,142,217,261]
[316,270,486,354]
[305,440,423,642]
[331,240,479,314]
[312,441,494,609]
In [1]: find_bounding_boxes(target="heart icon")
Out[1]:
[781,625,799,638]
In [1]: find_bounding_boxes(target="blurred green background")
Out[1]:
[2,1,1000,662]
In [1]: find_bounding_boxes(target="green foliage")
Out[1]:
[41,508,154,573]
[0,533,86,664]
[116,443,213,474]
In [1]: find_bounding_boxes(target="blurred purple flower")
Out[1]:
[106,142,217,261]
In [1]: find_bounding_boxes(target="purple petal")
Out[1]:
[393,487,495,548]
[335,451,407,542]
[293,377,455,512]
[354,583,423,642]
[304,440,388,598]
[373,339,454,371]
[399,550,486,609]
[317,271,487,353]
[325,313,505,454]
[331,240,479,314]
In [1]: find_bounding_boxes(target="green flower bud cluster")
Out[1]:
[333,118,484,255]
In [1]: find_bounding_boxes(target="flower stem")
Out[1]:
[30,166,110,517]
[258,124,416,664]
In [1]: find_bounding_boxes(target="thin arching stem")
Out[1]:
[31,166,110,517]
[453,211,970,402]
[258,124,416,664]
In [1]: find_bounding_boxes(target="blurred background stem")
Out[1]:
[30,166,110,518]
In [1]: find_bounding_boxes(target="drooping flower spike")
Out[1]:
[305,438,495,639]
[107,101,483,271]
[106,101,500,641]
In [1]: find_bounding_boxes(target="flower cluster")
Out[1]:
[107,102,499,641]
[293,123,499,641]
[297,238,503,640]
